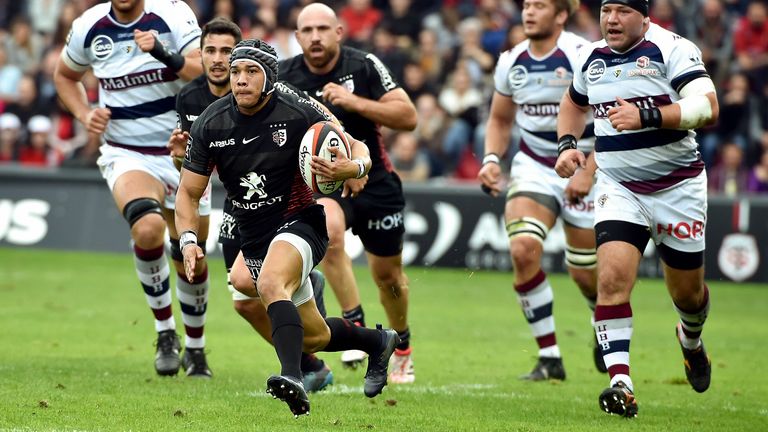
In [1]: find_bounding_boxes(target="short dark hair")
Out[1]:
[201,17,242,48]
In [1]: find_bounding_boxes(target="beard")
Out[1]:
[207,74,229,89]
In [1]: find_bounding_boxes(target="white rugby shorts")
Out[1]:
[593,169,707,253]
[508,151,595,229]
[97,144,211,216]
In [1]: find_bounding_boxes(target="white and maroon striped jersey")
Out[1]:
[570,23,709,193]
[494,30,594,168]
[62,0,201,153]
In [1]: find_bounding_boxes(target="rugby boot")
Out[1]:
[154,330,181,376]
[363,325,400,397]
[676,324,711,393]
[266,375,310,418]
[181,347,212,378]
[599,381,638,418]
[520,357,566,381]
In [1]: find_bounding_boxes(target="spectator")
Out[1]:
[747,149,768,193]
[708,142,749,196]
[27,0,66,36]
[339,0,382,48]
[371,25,410,84]
[402,61,439,101]
[380,0,423,48]
[691,0,734,85]
[414,28,448,84]
[439,63,483,174]
[18,115,61,167]
[0,45,22,104]
[3,15,45,74]
[5,74,47,125]
[733,0,768,94]
[569,5,601,42]
[413,93,449,176]
[390,131,431,181]
[0,112,22,163]
[699,72,751,168]
[649,0,683,33]
[450,17,494,83]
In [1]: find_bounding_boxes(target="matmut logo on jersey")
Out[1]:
[91,35,114,60]
[586,59,607,84]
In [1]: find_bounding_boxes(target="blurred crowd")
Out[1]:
[0,0,767,195]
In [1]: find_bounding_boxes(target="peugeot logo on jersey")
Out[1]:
[91,35,114,60]
[507,65,528,90]
[586,59,607,84]
[240,172,267,200]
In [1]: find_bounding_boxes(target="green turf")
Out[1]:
[0,247,766,431]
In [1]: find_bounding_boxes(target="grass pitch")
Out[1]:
[0,247,766,431]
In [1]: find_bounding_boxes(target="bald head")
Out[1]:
[296,3,338,29]
[295,2,343,74]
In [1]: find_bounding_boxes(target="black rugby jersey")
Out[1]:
[176,75,221,132]
[279,46,399,182]
[184,87,331,248]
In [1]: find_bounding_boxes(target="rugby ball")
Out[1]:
[299,121,352,194]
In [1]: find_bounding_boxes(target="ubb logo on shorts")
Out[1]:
[507,65,528,89]
[91,35,114,60]
[586,59,607,84]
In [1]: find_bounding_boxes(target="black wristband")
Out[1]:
[557,134,578,156]
[149,35,185,72]
[639,107,662,129]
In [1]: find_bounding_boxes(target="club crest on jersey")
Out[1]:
[342,79,355,93]
[554,66,568,79]
[240,172,267,200]
[91,35,114,60]
[272,129,287,146]
[507,65,528,89]
[636,56,650,68]
[586,59,606,84]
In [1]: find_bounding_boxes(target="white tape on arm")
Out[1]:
[677,77,716,130]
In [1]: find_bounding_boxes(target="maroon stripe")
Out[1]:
[620,161,704,194]
[608,363,630,378]
[520,139,557,168]
[594,303,633,321]
[536,333,557,349]
[107,141,170,155]
[185,325,204,338]
[176,268,209,285]
[152,306,173,321]
[134,244,164,260]
[515,270,546,293]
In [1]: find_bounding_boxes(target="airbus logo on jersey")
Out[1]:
[91,35,114,60]
[209,138,235,148]
[507,65,528,89]
[586,59,606,84]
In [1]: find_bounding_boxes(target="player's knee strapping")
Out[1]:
[506,217,548,243]
[170,239,207,262]
[122,198,163,227]
[565,245,597,269]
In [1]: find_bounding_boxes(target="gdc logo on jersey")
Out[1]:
[507,65,528,89]
[586,59,607,84]
[91,35,114,60]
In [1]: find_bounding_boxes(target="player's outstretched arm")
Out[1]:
[175,168,210,282]
[478,92,516,197]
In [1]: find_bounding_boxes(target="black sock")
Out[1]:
[342,305,366,327]
[396,327,410,351]
[300,352,325,374]
[323,317,380,354]
[267,300,303,380]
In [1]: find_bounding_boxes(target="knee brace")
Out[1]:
[122,198,163,227]
[565,245,597,269]
[506,217,548,244]
[170,238,206,262]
